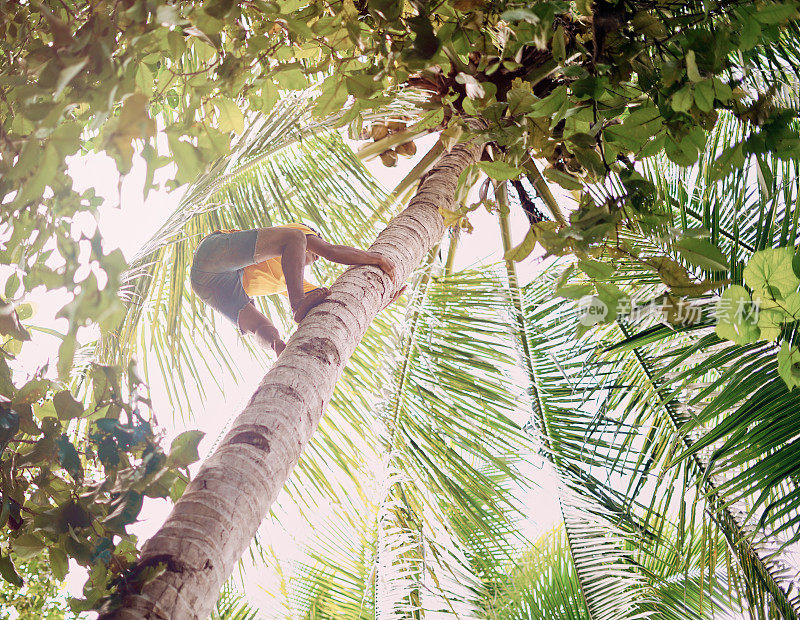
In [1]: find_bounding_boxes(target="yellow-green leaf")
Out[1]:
[12,534,46,560]
[49,548,68,581]
[216,99,245,134]
[53,390,83,421]
[168,430,205,468]
[674,237,729,271]
[477,161,524,181]
[504,225,538,263]
[778,342,800,390]
[715,285,760,344]
[744,247,800,299]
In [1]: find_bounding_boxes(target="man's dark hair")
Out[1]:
[304,223,322,238]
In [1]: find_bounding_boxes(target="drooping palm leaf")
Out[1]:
[100,95,396,411]
[250,263,541,619]
[508,246,800,618]
[614,101,800,615]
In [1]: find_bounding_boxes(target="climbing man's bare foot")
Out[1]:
[292,287,330,323]
[253,323,286,356]
[271,338,286,356]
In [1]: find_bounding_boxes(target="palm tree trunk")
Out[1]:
[107,138,483,620]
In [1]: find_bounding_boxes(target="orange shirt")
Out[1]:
[218,223,319,297]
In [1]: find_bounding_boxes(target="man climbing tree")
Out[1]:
[190,223,396,354]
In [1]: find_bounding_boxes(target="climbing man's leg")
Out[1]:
[237,302,286,355]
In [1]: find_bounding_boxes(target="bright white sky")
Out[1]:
[15,130,565,615]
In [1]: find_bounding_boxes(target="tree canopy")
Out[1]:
[4,0,800,616]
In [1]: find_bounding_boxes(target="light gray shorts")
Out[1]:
[190,230,258,328]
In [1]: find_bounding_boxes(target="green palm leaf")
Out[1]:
[100,96,393,412]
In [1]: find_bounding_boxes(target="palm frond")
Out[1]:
[511,256,800,618]
[211,581,260,620]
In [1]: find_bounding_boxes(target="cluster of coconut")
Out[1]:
[360,120,417,167]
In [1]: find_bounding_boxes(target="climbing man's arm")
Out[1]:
[306,236,396,281]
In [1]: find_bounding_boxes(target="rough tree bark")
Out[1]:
[108,137,484,619]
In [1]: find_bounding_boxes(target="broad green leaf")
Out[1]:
[167,133,203,185]
[50,122,83,158]
[50,548,68,581]
[711,77,733,103]
[54,57,88,98]
[578,259,615,280]
[630,11,666,36]
[477,161,524,181]
[97,436,120,470]
[784,290,800,318]
[4,273,19,299]
[527,85,566,117]
[204,0,234,19]
[0,355,17,400]
[740,18,761,49]
[104,491,144,527]
[542,167,583,190]
[605,106,663,152]
[754,2,799,24]
[0,407,19,454]
[500,8,540,23]
[57,334,77,381]
[12,534,46,560]
[743,247,800,299]
[345,74,381,98]
[778,341,800,390]
[556,284,594,299]
[168,430,205,467]
[504,225,538,262]
[596,282,625,321]
[56,434,83,482]
[573,148,605,178]
[13,378,51,405]
[674,237,729,271]
[107,93,156,174]
[170,476,188,502]
[0,555,23,587]
[552,25,566,62]
[314,76,348,118]
[665,135,699,167]
[53,390,83,421]
[757,307,786,340]
[694,80,714,112]
[685,50,701,82]
[671,85,694,112]
[216,99,245,134]
[15,303,33,321]
[711,141,745,181]
[715,285,760,344]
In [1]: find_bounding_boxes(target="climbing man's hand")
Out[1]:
[370,252,396,282]
[272,338,286,356]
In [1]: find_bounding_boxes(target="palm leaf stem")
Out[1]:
[497,187,594,618]
[356,127,430,162]
[373,247,439,618]
[385,246,440,450]
[523,159,567,226]
[369,140,446,226]
[498,186,546,434]
[443,227,459,277]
